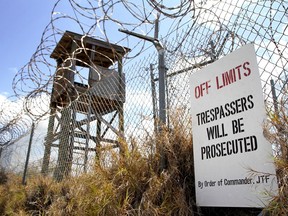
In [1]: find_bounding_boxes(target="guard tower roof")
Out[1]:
[50,31,130,68]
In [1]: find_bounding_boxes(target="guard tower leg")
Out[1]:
[53,107,74,181]
[41,106,56,175]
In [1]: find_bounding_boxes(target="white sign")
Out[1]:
[189,44,278,207]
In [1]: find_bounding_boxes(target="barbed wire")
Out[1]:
[1,0,287,174]
[0,96,32,148]
[10,0,196,117]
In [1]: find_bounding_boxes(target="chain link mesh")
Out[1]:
[0,0,287,180]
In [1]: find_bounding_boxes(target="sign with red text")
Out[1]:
[190,44,278,207]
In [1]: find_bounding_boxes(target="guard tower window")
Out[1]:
[75,66,89,86]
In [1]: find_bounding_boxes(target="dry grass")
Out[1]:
[0,120,198,215]
[264,98,288,215]
[0,107,287,215]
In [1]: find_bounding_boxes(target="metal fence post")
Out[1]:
[158,48,166,128]
[119,28,167,171]
[270,78,279,115]
[149,64,158,133]
[157,48,167,171]
[22,122,35,185]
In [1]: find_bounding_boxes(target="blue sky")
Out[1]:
[0,0,157,97]
[0,1,286,101]
[0,0,56,96]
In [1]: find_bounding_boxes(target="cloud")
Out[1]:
[8,67,18,74]
[0,92,50,170]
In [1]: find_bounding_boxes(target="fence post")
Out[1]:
[270,78,279,115]
[157,47,167,171]
[158,48,167,128]
[22,122,35,185]
[119,27,167,171]
[149,64,158,133]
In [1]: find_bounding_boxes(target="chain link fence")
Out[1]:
[1,0,287,181]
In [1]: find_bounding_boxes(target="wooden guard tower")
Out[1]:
[41,31,130,181]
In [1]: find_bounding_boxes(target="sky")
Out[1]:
[0,0,207,99]
[0,0,156,98]
[0,0,59,168]
[0,0,286,170]
[1,1,286,97]
[0,0,57,96]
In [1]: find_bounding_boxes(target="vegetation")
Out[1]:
[0,111,287,215]
[263,97,288,216]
